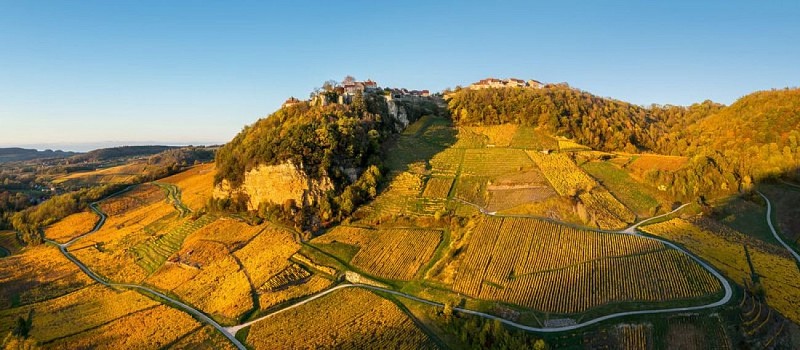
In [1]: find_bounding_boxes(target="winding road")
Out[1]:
[46,188,246,350]
[756,191,800,264]
[51,184,800,347]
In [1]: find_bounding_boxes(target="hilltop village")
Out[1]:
[282,76,433,108]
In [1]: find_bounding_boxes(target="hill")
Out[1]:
[0,148,76,163]
[213,79,441,229]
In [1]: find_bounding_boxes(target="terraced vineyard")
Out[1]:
[245,288,438,349]
[131,213,215,273]
[450,217,721,313]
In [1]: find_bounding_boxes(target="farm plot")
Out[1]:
[313,226,442,280]
[159,163,216,211]
[47,304,200,349]
[558,139,591,152]
[245,288,438,350]
[98,184,165,216]
[44,211,99,244]
[454,176,489,207]
[350,228,442,280]
[461,148,534,177]
[463,124,518,147]
[581,160,664,216]
[615,323,651,350]
[509,126,558,150]
[69,198,178,284]
[627,154,688,173]
[355,171,433,218]
[0,246,94,309]
[131,213,215,274]
[641,218,800,323]
[528,151,635,229]
[450,217,721,314]
[422,176,454,199]
[485,169,557,212]
[429,148,463,176]
[0,285,157,343]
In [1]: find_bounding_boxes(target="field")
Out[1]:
[626,154,689,173]
[313,226,442,280]
[144,218,322,320]
[159,163,216,211]
[43,211,99,243]
[131,213,215,273]
[462,124,518,147]
[461,148,534,177]
[0,246,94,309]
[422,176,454,199]
[0,231,23,256]
[448,217,720,314]
[641,218,800,323]
[581,160,665,216]
[0,285,157,343]
[245,287,438,349]
[528,151,635,229]
[46,304,200,349]
[70,188,179,283]
[52,162,150,186]
[509,126,558,150]
[558,139,591,152]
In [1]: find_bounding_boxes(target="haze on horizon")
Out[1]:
[1,0,798,150]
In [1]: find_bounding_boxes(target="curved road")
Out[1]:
[227,202,733,336]
[756,191,800,264]
[47,190,246,350]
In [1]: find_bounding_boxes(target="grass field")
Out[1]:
[245,287,438,349]
[447,216,720,314]
[581,160,665,216]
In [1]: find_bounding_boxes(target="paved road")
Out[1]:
[47,191,246,350]
[227,202,733,335]
[756,191,800,264]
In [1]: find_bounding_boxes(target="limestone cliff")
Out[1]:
[213,161,333,210]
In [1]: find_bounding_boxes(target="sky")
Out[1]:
[1,1,798,152]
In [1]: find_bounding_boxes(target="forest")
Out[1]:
[446,85,800,200]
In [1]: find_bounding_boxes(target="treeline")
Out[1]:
[214,88,439,230]
[437,304,548,350]
[69,145,178,163]
[447,85,800,199]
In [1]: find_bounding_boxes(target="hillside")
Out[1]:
[0,148,76,163]
[213,80,441,228]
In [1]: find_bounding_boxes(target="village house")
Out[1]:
[469,77,545,90]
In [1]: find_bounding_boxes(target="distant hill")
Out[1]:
[68,145,179,163]
[0,147,77,163]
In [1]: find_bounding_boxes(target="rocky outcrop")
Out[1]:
[213,161,333,210]
[386,99,410,131]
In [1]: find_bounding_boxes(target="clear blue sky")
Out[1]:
[1,1,798,151]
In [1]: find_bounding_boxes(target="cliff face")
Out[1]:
[213,92,442,216]
[213,161,333,210]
